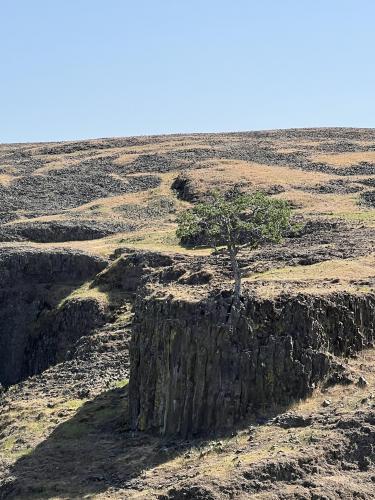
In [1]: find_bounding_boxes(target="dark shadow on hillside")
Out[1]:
[1,383,296,500]
[0,386,185,499]
[0,277,104,388]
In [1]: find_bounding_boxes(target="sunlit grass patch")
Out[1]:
[111,379,129,389]
[246,255,375,284]
[58,281,109,308]
[117,226,211,255]
[312,151,375,167]
[332,209,375,224]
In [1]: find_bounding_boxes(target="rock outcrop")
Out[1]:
[0,248,107,386]
[171,173,199,202]
[0,247,106,286]
[129,292,375,437]
[0,220,137,243]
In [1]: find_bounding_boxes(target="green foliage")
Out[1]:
[176,191,292,252]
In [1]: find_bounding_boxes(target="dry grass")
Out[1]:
[243,254,375,298]
[187,159,335,189]
[31,137,211,175]
[312,151,375,167]
[0,396,86,461]
[70,171,183,216]
[295,348,375,415]
[58,282,109,308]
[31,157,82,175]
[2,131,375,293]
[186,161,372,221]
[0,174,17,186]
[115,226,211,256]
[1,226,210,258]
[113,142,209,166]
[275,189,361,215]
[247,254,375,283]
[1,132,375,499]
[330,208,375,226]
[5,212,68,225]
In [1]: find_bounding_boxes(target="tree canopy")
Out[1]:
[176,190,292,298]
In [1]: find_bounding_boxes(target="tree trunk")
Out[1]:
[228,246,241,300]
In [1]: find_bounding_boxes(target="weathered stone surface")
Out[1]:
[0,165,160,215]
[0,247,107,287]
[93,250,176,293]
[21,297,107,381]
[272,412,312,429]
[129,292,375,437]
[0,248,107,386]
[171,173,199,202]
[0,220,137,243]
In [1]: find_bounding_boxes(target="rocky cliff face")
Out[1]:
[0,248,107,386]
[129,292,375,437]
[0,247,106,286]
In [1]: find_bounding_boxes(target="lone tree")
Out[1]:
[176,190,292,300]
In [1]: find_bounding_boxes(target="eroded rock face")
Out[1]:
[0,220,137,243]
[93,250,176,293]
[0,247,106,286]
[129,293,375,437]
[0,248,107,386]
[20,296,107,382]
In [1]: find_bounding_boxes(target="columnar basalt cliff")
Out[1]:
[129,292,375,437]
[0,248,107,386]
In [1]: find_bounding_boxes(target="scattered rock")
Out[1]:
[357,376,369,388]
[179,270,213,285]
[171,173,199,202]
[273,413,312,429]
[164,484,219,499]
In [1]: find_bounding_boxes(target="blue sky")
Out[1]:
[1,0,374,143]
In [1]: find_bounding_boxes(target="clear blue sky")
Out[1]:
[1,0,374,143]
